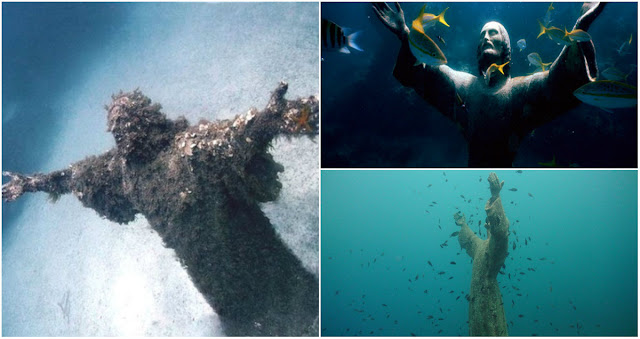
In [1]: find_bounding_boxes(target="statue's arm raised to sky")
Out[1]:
[517,2,606,129]
[373,3,606,167]
[454,172,509,336]
[372,2,475,125]
[2,82,320,336]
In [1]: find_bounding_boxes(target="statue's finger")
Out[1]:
[372,5,382,18]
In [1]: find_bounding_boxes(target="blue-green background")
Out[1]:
[321,170,637,336]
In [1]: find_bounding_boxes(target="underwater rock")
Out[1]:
[2,82,319,336]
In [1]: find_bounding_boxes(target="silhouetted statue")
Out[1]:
[2,82,319,336]
[454,172,509,335]
[372,2,606,167]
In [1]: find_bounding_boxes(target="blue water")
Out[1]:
[321,170,637,336]
[321,2,637,167]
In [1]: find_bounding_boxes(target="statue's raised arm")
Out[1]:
[372,2,475,127]
[517,2,607,130]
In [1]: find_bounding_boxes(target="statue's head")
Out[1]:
[106,90,174,163]
[476,21,511,78]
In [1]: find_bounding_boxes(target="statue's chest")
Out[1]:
[466,91,514,140]
[121,155,198,219]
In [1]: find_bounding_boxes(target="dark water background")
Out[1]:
[321,170,637,336]
[321,2,637,167]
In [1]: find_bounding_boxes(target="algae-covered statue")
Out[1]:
[454,172,509,336]
[2,82,319,336]
[372,2,606,167]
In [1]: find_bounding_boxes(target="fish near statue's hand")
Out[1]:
[372,2,410,40]
[454,211,466,227]
[487,172,504,199]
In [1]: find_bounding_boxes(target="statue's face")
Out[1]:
[478,22,505,59]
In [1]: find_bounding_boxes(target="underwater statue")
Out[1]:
[454,172,509,336]
[2,82,319,336]
[372,2,606,167]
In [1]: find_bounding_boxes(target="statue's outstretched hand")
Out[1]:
[2,171,28,202]
[575,2,606,32]
[487,172,504,199]
[372,2,409,39]
[454,211,466,226]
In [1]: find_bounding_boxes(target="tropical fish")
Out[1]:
[517,38,526,52]
[450,261,456,265]
[509,188,518,191]
[450,231,459,237]
[563,29,591,42]
[617,34,633,56]
[322,19,363,54]
[409,5,447,67]
[601,67,631,82]
[542,2,554,27]
[420,6,450,30]
[573,80,638,112]
[528,52,552,72]
[537,21,571,45]
[516,170,523,173]
[437,35,446,46]
[483,61,509,85]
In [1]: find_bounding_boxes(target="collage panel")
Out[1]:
[321,170,637,336]
[321,2,637,168]
[2,2,318,336]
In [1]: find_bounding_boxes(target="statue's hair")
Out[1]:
[477,22,511,77]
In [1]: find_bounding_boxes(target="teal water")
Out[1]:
[321,170,637,336]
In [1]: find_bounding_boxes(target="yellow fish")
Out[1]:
[537,20,571,45]
[564,28,591,42]
[527,52,552,72]
[574,80,637,112]
[409,5,447,67]
[483,61,509,85]
[420,6,449,30]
